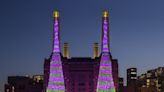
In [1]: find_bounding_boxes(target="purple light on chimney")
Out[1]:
[101,16,109,53]
[96,11,116,92]
[53,17,60,53]
[46,11,65,92]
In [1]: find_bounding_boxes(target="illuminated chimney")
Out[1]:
[63,43,69,58]
[52,11,60,53]
[101,10,110,53]
[46,10,65,92]
[96,10,116,92]
[93,43,99,58]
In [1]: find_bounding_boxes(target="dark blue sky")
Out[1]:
[0,0,164,91]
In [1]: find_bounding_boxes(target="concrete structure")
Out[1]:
[137,67,164,92]
[126,68,137,92]
[4,76,43,92]
[93,43,99,58]
[63,43,69,58]
[62,57,100,92]
[118,77,124,92]
[127,68,137,86]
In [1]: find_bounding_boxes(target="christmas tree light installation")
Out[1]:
[46,11,65,92]
[44,10,117,92]
[96,11,116,92]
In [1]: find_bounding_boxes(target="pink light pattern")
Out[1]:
[96,12,116,92]
[97,53,115,92]
[46,13,65,92]
[53,18,60,52]
[102,18,109,52]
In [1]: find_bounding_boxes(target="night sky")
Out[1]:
[0,0,164,91]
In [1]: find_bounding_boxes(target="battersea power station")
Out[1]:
[44,10,119,92]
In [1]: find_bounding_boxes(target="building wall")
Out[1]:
[112,59,119,92]
[127,68,137,92]
[119,77,124,92]
[5,76,43,92]
[63,57,100,92]
[137,67,164,92]
[43,58,50,91]
[138,86,157,92]
[44,55,119,92]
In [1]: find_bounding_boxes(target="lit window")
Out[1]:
[131,72,136,74]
